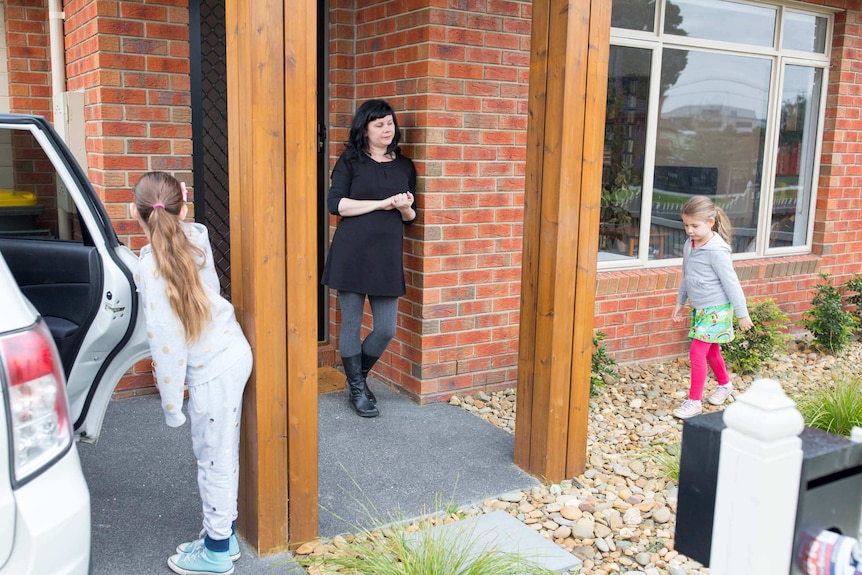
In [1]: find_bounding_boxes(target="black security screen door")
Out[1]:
[190,0,231,298]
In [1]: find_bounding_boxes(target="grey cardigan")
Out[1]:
[677,234,749,319]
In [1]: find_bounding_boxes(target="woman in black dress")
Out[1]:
[321,100,417,417]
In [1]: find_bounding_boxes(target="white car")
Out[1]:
[0,114,149,574]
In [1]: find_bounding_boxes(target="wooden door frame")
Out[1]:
[224,0,608,554]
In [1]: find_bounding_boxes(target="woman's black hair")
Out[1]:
[345,99,401,160]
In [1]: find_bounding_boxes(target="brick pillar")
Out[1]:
[328,0,532,402]
[816,4,862,275]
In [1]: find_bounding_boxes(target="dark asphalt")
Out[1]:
[79,377,539,574]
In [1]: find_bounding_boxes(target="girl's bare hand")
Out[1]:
[738,316,754,331]
[672,304,685,323]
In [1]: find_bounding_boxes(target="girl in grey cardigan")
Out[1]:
[671,196,753,419]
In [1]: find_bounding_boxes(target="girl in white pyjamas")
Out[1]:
[131,171,252,575]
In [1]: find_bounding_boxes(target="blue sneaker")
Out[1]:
[177,532,241,562]
[168,545,234,575]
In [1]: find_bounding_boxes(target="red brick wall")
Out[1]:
[327,0,533,401]
[63,0,193,397]
[817,4,862,275]
[594,257,825,364]
[5,0,51,116]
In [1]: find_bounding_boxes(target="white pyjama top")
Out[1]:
[134,222,251,427]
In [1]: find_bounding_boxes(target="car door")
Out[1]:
[0,114,149,441]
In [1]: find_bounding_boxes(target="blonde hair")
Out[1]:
[681,195,733,247]
[133,172,210,343]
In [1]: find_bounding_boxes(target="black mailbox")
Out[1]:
[675,412,862,571]
[790,427,862,575]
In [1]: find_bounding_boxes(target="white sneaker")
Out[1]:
[673,399,703,419]
[707,384,733,406]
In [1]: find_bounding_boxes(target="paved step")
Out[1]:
[408,510,582,573]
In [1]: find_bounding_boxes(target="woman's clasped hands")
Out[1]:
[386,191,414,211]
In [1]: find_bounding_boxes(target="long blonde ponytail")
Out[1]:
[134,172,211,343]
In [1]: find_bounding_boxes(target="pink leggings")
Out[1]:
[689,339,730,401]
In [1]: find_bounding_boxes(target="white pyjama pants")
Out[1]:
[188,350,253,542]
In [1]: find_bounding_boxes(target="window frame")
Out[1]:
[601,0,835,270]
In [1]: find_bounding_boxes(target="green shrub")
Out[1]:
[591,331,617,396]
[722,299,790,375]
[796,373,862,437]
[799,273,858,355]
[843,273,862,331]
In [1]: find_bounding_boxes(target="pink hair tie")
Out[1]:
[152,202,166,210]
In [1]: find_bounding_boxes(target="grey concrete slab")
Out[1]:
[405,511,582,573]
[319,379,540,538]
[80,378,540,574]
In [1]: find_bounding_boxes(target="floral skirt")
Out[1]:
[688,302,735,343]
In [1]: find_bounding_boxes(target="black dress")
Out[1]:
[321,151,417,297]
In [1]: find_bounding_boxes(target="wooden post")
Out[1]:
[514,0,611,481]
[710,379,804,574]
[283,0,320,548]
[227,0,319,554]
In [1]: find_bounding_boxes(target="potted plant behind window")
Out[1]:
[600,165,635,253]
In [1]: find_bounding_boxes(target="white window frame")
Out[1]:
[601,0,837,270]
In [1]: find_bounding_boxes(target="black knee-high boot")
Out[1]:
[342,354,378,417]
[360,353,380,405]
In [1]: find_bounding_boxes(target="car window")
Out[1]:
[0,127,85,243]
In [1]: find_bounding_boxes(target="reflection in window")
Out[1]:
[783,11,828,53]
[603,0,830,266]
[665,0,776,47]
[600,46,651,262]
[611,0,656,32]
[653,50,770,258]
[771,66,822,249]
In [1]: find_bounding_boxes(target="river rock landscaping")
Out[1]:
[446,339,862,575]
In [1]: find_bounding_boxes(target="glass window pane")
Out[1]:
[652,49,771,259]
[783,11,828,53]
[0,128,79,241]
[664,0,777,47]
[600,46,652,262]
[770,66,822,249]
[611,0,656,32]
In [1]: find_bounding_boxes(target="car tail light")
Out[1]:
[0,319,72,486]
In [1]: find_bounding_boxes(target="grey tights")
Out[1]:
[338,291,398,358]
